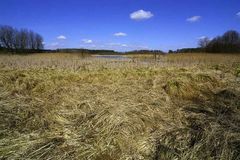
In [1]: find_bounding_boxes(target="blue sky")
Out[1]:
[0,0,240,51]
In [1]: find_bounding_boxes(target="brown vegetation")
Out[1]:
[0,53,240,159]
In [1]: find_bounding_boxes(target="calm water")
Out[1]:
[93,55,131,60]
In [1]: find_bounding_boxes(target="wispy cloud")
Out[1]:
[186,16,201,22]
[82,39,93,44]
[57,35,66,40]
[108,43,128,47]
[130,10,153,20]
[114,32,127,37]
[237,12,240,17]
[198,36,207,40]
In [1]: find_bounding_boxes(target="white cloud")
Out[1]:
[198,36,207,40]
[114,32,127,37]
[237,12,240,17]
[130,10,153,20]
[82,39,93,44]
[186,16,201,22]
[57,35,66,40]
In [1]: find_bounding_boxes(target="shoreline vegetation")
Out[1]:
[0,53,240,159]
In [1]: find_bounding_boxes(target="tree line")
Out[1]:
[199,30,240,53]
[1,25,239,54]
[0,25,44,53]
[171,30,240,54]
[57,48,118,55]
[204,30,240,53]
[125,50,164,54]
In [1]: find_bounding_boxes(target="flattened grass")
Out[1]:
[0,53,240,159]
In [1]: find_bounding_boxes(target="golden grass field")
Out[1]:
[0,53,240,160]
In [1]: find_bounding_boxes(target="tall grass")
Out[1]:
[0,53,240,159]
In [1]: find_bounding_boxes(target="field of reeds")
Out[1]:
[0,53,240,160]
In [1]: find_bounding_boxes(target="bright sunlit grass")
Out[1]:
[0,53,240,159]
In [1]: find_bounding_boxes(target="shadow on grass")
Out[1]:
[154,88,240,160]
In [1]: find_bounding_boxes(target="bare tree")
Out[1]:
[29,30,36,49]
[19,29,30,50]
[198,37,210,48]
[206,30,240,53]
[0,25,15,49]
[0,25,44,53]
[35,34,44,50]
[222,30,240,44]
[12,28,20,50]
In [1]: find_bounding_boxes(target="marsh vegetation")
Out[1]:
[0,53,240,159]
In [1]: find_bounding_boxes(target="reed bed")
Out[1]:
[0,53,240,160]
